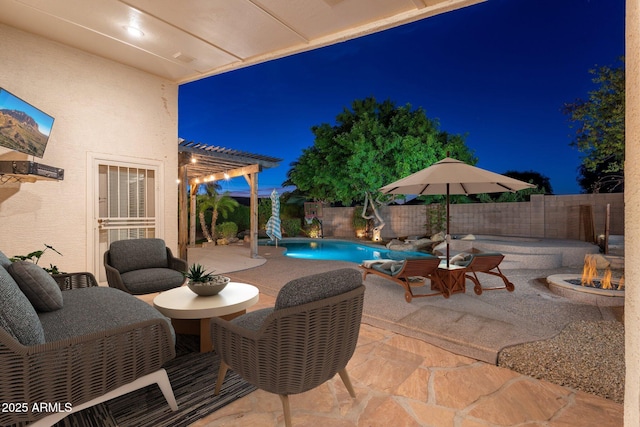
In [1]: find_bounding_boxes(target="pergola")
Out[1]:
[178,139,282,259]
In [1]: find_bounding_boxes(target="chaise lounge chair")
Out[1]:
[360,256,447,302]
[453,252,515,295]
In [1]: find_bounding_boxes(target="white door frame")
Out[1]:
[87,152,165,282]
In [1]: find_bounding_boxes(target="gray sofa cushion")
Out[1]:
[275,268,362,310]
[38,286,174,343]
[8,261,63,312]
[0,251,11,269]
[0,265,45,345]
[120,268,185,294]
[109,238,169,274]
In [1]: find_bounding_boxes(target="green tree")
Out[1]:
[577,163,623,193]
[563,58,625,193]
[196,184,239,243]
[286,97,475,234]
[502,170,552,195]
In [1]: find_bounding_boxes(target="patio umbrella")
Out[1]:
[379,157,536,266]
[265,188,282,247]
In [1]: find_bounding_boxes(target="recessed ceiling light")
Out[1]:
[124,26,144,38]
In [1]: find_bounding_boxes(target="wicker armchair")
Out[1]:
[0,270,177,426]
[211,268,365,427]
[104,238,187,294]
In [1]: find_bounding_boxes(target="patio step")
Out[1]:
[498,251,562,269]
[449,237,599,269]
[607,235,624,256]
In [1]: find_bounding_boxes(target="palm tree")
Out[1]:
[196,183,239,244]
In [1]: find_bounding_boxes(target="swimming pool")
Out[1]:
[261,239,429,264]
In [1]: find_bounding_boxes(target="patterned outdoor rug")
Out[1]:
[54,334,256,427]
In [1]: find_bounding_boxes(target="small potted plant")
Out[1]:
[184,263,230,296]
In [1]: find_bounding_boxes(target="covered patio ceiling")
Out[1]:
[0,0,486,84]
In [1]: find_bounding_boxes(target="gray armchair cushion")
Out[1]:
[120,268,185,294]
[0,265,45,345]
[230,307,275,331]
[38,286,174,343]
[0,251,11,269]
[275,268,362,310]
[8,261,63,312]
[109,238,169,274]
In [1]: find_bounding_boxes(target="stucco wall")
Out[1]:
[625,1,639,424]
[0,24,178,274]
[323,193,624,240]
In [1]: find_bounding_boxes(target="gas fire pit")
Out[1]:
[547,254,624,307]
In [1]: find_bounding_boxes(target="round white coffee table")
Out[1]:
[153,282,259,352]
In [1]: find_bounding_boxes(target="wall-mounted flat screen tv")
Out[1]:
[0,88,55,158]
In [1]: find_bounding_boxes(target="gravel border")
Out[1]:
[498,320,624,403]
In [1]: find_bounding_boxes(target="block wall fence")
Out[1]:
[320,193,624,240]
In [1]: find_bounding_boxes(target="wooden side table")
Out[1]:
[153,282,259,352]
[433,263,467,295]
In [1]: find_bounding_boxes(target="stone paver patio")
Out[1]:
[188,293,622,427]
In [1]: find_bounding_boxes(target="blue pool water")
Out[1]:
[262,239,429,264]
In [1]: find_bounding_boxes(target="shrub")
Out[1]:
[352,208,369,238]
[425,203,446,235]
[282,218,302,237]
[304,217,322,238]
[225,204,250,231]
[258,198,272,230]
[216,222,238,239]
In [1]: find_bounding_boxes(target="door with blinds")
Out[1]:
[93,159,160,283]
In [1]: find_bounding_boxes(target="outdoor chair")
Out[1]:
[104,238,187,294]
[211,268,365,427]
[453,252,515,295]
[360,256,447,302]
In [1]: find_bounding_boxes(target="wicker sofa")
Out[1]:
[0,251,177,426]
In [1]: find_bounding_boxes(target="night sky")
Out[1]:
[178,0,625,197]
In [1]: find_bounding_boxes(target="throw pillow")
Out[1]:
[0,251,11,269]
[8,261,63,312]
[450,252,473,266]
[0,265,45,345]
[390,261,404,274]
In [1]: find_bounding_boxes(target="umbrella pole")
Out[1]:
[446,183,450,268]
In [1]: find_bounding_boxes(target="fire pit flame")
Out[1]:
[602,268,612,290]
[580,254,623,291]
[581,256,597,286]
